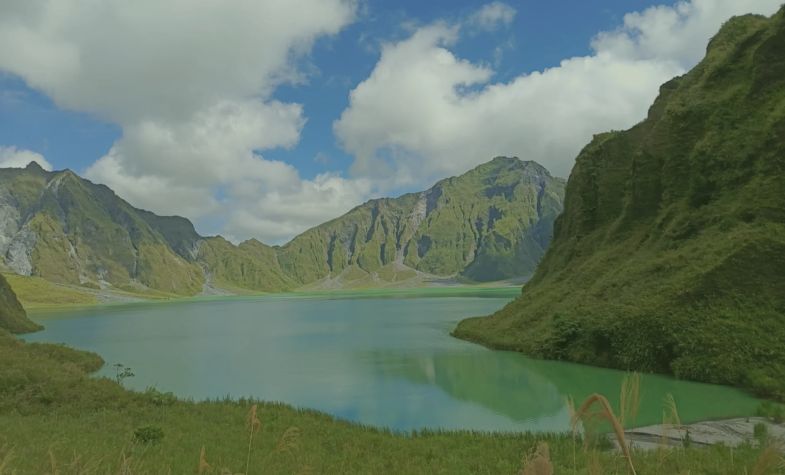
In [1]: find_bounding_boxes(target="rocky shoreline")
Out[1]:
[614,417,785,451]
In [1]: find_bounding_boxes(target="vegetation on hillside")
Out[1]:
[279,157,565,285]
[2,273,98,309]
[196,236,297,293]
[0,163,205,295]
[455,9,785,400]
[0,273,40,333]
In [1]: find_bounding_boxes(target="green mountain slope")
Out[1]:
[278,157,565,285]
[455,9,785,399]
[0,163,294,295]
[0,163,205,295]
[196,236,297,293]
[0,273,40,333]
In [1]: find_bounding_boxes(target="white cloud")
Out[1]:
[0,0,355,124]
[0,0,363,243]
[0,146,52,170]
[335,0,782,184]
[468,2,517,31]
[225,173,373,243]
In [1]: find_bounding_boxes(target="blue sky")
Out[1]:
[0,0,781,243]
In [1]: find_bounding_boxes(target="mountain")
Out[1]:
[0,157,564,295]
[278,157,565,286]
[0,273,39,333]
[455,9,785,400]
[0,162,291,295]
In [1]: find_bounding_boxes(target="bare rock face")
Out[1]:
[5,227,35,276]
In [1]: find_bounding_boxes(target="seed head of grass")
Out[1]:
[247,404,261,434]
[276,427,302,453]
[0,446,14,474]
[619,373,641,428]
[519,442,553,475]
[572,393,636,475]
[750,443,784,475]
[198,446,211,474]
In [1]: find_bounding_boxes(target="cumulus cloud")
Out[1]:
[225,173,373,243]
[468,2,517,31]
[335,0,783,184]
[0,0,359,243]
[0,146,52,170]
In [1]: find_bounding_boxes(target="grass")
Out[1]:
[1,330,783,474]
[2,273,98,309]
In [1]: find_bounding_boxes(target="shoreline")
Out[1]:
[25,284,522,317]
[618,417,785,451]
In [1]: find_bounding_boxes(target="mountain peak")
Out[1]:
[24,161,46,173]
[489,156,520,164]
[471,156,553,179]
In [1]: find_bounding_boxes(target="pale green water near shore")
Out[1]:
[26,294,761,432]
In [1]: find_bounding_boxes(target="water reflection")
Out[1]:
[363,348,762,430]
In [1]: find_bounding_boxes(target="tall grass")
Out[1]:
[245,404,261,474]
[749,443,784,475]
[571,393,637,474]
[619,373,641,428]
[198,446,210,474]
[0,446,13,475]
[519,442,553,475]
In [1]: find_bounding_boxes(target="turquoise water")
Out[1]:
[26,295,761,432]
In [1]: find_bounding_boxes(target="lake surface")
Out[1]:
[26,294,761,433]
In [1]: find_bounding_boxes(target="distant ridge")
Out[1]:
[0,156,564,295]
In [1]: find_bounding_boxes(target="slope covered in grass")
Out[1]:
[279,157,565,285]
[2,273,99,309]
[0,163,205,295]
[0,273,40,333]
[455,9,785,400]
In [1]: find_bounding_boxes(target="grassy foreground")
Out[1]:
[1,330,782,474]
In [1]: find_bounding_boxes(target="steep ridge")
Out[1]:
[0,273,40,333]
[277,157,565,285]
[455,10,785,399]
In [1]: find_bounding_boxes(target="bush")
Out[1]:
[753,422,768,441]
[755,401,785,424]
[133,426,164,444]
[144,387,176,407]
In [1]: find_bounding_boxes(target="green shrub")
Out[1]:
[144,387,176,407]
[133,426,164,445]
[755,401,785,423]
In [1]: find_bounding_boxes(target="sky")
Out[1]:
[0,0,782,244]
